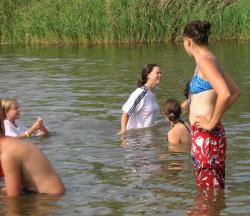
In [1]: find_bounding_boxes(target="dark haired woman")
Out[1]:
[163,99,191,148]
[183,20,240,189]
[120,64,161,133]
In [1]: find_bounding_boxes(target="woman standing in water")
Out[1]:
[183,20,240,189]
[120,64,161,133]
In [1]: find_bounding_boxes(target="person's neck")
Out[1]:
[193,46,211,63]
[6,117,16,124]
[145,83,154,91]
[170,119,181,128]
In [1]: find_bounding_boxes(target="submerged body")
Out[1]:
[168,121,191,144]
[122,86,159,129]
[163,99,192,152]
[1,98,48,139]
[121,64,161,133]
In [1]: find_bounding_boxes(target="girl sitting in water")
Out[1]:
[1,98,48,138]
[163,99,191,148]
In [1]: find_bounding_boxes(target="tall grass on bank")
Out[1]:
[0,0,249,45]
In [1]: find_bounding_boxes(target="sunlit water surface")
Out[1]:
[0,42,249,216]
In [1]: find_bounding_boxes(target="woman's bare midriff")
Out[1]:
[189,90,217,125]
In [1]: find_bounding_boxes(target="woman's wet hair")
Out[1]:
[1,98,18,118]
[163,99,181,122]
[137,63,159,87]
[183,20,211,46]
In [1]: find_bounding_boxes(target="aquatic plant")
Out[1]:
[0,0,248,45]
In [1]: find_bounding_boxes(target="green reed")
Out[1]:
[0,0,249,45]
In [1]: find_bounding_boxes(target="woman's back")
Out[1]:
[167,122,192,147]
[163,99,192,150]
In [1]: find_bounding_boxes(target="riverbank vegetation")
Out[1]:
[0,0,249,45]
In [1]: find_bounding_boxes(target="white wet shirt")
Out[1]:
[122,86,159,130]
[4,119,27,137]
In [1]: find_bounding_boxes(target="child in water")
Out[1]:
[163,99,191,148]
[1,98,48,138]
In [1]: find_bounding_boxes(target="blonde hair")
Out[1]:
[1,98,18,117]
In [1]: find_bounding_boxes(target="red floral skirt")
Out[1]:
[191,122,227,189]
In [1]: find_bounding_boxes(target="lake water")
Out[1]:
[0,42,249,215]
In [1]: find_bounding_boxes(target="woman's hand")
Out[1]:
[30,118,43,133]
[117,130,126,135]
[32,118,42,130]
[195,115,214,131]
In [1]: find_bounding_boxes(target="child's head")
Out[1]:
[163,99,181,123]
[1,98,20,121]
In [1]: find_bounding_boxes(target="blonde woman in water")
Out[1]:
[1,98,48,138]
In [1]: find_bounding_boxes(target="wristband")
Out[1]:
[25,131,30,138]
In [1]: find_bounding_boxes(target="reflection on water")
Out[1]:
[0,42,249,215]
[187,189,226,216]
[0,194,61,216]
[121,128,190,179]
[119,128,195,214]
[121,129,165,180]
[168,141,191,153]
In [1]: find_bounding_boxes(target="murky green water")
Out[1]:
[0,42,249,215]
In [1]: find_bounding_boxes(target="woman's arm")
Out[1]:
[2,154,22,197]
[223,73,240,110]
[16,118,42,139]
[16,133,29,139]
[120,112,129,134]
[195,59,231,130]
[181,99,189,114]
